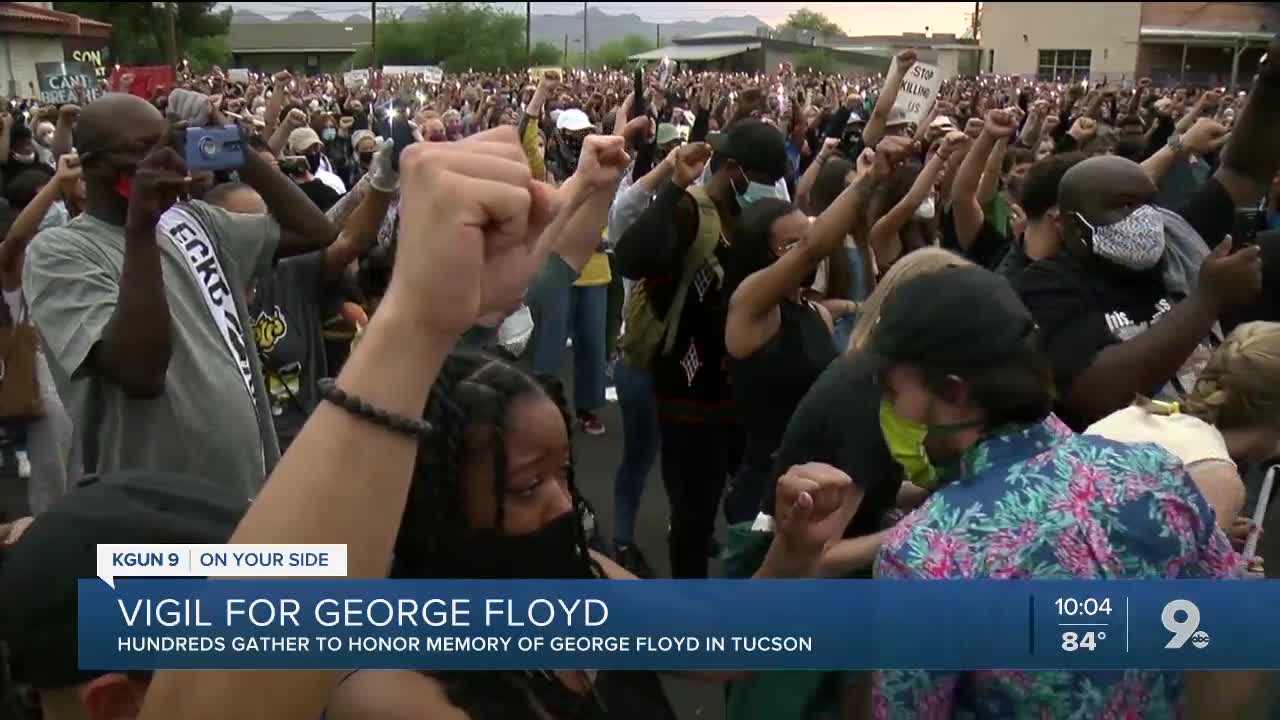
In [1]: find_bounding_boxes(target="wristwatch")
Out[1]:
[1167,132,1185,155]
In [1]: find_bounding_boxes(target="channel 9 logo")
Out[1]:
[1162,599,1210,650]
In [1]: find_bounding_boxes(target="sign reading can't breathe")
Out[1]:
[35,61,101,105]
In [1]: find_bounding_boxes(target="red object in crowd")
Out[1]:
[109,65,175,100]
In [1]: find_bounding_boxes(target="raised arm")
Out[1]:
[796,137,840,214]
[1215,36,1280,208]
[864,49,916,148]
[237,129,339,257]
[0,154,79,289]
[726,138,902,360]
[136,127,560,720]
[1060,239,1260,424]
[1141,118,1229,185]
[52,104,78,161]
[951,109,1014,250]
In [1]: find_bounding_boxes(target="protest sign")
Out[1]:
[36,61,101,105]
[63,38,110,80]
[529,66,561,80]
[110,65,175,100]
[344,68,370,88]
[228,68,250,84]
[888,58,942,126]
[382,66,443,83]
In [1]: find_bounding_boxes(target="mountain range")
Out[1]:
[230,5,770,51]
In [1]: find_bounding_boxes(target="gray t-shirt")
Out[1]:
[23,200,281,498]
[250,251,326,453]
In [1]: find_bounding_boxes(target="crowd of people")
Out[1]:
[0,34,1279,718]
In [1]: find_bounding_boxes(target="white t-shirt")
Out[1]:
[1085,405,1233,469]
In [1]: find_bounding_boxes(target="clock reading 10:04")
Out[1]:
[1055,598,1113,616]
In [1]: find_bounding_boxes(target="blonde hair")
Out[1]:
[847,247,973,354]
[1177,322,1280,429]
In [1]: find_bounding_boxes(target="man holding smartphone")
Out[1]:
[21,90,337,501]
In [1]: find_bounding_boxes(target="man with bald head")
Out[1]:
[1014,38,1280,432]
[22,92,337,499]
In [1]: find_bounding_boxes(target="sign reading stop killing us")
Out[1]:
[889,59,942,126]
[36,61,101,105]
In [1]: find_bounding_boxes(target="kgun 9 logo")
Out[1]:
[1162,599,1210,650]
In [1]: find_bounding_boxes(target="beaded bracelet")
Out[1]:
[316,378,432,440]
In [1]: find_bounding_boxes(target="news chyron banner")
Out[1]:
[82,545,1271,671]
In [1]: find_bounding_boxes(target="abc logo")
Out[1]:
[197,135,220,159]
[1191,631,1210,649]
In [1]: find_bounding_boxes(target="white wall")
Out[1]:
[983,2,1142,80]
[0,35,68,98]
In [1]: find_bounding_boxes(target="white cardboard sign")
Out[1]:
[889,59,942,126]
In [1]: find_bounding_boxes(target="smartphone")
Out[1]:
[389,112,416,172]
[184,125,244,172]
[1233,206,1266,249]
[631,67,646,119]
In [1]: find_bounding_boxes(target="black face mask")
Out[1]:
[305,151,322,174]
[455,510,590,580]
[358,150,374,165]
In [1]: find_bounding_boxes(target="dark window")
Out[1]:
[1037,49,1092,82]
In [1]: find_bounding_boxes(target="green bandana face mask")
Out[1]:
[879,399,939,489]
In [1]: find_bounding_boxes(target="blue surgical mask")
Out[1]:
[321,128,337,142]
[733,169,782,209]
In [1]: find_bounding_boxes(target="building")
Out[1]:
[228,21,372,75]
[0,1,110,98]
[631,27,981,79]
[983,1,1275,88]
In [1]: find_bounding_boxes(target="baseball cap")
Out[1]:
[708,118,788,181]
[288,126,323,154]
[931,115,957,132]
[863,266,1038,377]
[655,123,681,146]
[886,106,912,127]
[555,108,592,132]
[846,111,866,126]
[0,471,248,689]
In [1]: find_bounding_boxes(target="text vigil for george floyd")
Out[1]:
[107,596,813,657]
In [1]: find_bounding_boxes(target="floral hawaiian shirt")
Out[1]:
[873,414,1242,719]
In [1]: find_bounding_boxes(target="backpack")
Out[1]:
[619,185,722,369]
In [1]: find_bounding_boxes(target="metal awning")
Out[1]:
[1140,26,1274,45]
[630,43,761,62]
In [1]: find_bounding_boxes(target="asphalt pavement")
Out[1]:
[568,368,726,720]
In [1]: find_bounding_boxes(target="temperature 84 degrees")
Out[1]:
[1061,630,1107,652]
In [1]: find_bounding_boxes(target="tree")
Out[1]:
[590,34,654,69]
[530,41,562,67]
[795,50,833,75]
[54,2,231,66]
[780,8,843,36]
[351,3,528,72]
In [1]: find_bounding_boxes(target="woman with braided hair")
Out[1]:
[324,349,684,720]
[1088,321,1280,538]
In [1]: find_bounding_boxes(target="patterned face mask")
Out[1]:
[1075,204,1166,271]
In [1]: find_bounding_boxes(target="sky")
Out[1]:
[219,2,976,36]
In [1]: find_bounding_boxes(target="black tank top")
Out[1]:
[731,300,838,470]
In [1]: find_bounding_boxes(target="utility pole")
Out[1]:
[656,24,661,48]
[371,1,378,69]
[583,1,588,67]
[972,1,980,41]
[526,2,532,66]
[564,34,569,66]
[165,2,178,69]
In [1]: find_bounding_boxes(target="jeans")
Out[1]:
[605,254,625,358]
[612,361,660,545]
[661,421,735,578]
[532,283,608,414]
